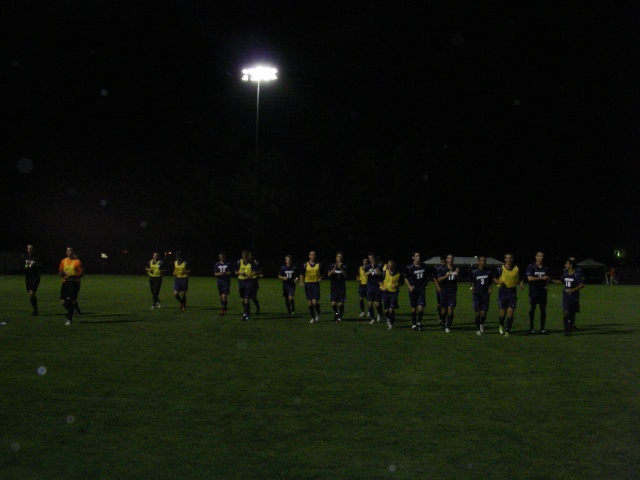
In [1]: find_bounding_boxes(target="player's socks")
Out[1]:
[182,295,187,307]
[529,310,535,331]
[338,305,344,318]
[389,310,395,324]
[308,305,315,318]
[290,299,295,312]
[411,311,417,325]
[253,298,260,311]
[332,305,338,314]
[540,311,546,331]
[74,303,82,315]
[418,311,424,324]
[31,296,38,313]
[175,294,181,303]
[446,314,453,329]
[480,314,486,325]
[285,299,291,313]
[243,302,250,315]
[315,303,321,314]
[475,312,481,330]
[376,305,383,316]
[359,299,365,312]
[506,317,513,331]
[368,306,375,318]
[499,316,505,326]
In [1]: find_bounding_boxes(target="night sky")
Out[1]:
[2,1,639,270]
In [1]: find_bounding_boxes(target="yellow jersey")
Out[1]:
[303,262,321,283]
[497,265,520,288]
[174,260,189,278]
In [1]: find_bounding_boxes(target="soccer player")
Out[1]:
[436,254,460,332]
[404,251,427,331]
[469,256,494,335]
[214,252,232,316]
[327,252,348,322]
[235,250,258,321]
[248,252,263,315]
[356,256,368,317]
[58,247,84,325]
[364,252,384,323]
[278,255,299,315]
[493,252,525,337]
[526,251,550,334]
[172,251,190,311]
[23,244,41,316]
[552,259,585,336]
[145,252,165,309]
[300,250,322,323]
[380,259,403,329]
[433,255,447,325]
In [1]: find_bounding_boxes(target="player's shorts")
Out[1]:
[409,287,426,308]
[497,288,517,310]
[439,288,457,308]
[174,277,189,293]
[238,279,255,299]
[305,282,320,301]
[562,293,580,313]
[330,285,347,303]
[382,291,399,310]
[358,284,367,298]
[282,282,296,298]
[528,289,548,307]
[26,277,40,293]
[472,293,490,312]
[366,285,381,303]
[217,279,230,296]
[60,281,81,301]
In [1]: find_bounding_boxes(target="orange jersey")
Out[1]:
[59,258,84,282]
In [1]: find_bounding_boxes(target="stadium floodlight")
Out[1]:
[242,66,278,83]
[242,65,278,252]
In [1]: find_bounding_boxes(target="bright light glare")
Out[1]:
[242,66,278,82]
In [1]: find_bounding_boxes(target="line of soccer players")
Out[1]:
[21,245,585,335]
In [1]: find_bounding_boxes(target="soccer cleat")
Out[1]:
[476,330,482,336]
[416,323,423,331]
[499,325,505,335]
[479,324,485,334]
[369,318,375,324]
[445,328,451,333]
[289,310,296,316]
[529,330,536,334]
[336,317,342,322]
[376,314,381,322]
[540,329,547,334]
[359,311,366,317]
[309,317,315,323]
[65,319,72,326]
[387,322,393,329]
[411,324,417,330]
[156,302,161,309]
[504,331,510,338]
[315,314,320,322]
[242,314,248,321]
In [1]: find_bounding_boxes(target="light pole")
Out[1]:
[242,65,277,252]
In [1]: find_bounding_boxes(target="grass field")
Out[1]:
[1,275,639,479]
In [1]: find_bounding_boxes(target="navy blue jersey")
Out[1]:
[328,263,347,287]
[526,263,550,294]
[279,264,299,285]
[23,254,41,280]
[215,261,233,281]
[364,262,384,285]
[469,267,493,295]
[405,263,428,289]
[438,265,460,290]
[561,270,584,300]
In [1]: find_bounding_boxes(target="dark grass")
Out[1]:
[1,275,639,479]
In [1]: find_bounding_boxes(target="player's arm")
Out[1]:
[317,264,322,282]
[299,265,306,287]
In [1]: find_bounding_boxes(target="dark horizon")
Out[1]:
[2,2,639,266]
